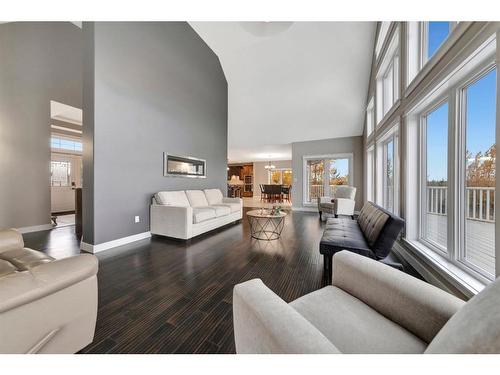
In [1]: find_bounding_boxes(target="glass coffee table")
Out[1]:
[246,209,287,240]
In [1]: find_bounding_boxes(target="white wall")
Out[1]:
[253,160,292,194]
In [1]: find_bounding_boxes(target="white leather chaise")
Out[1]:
[150,188,242,240]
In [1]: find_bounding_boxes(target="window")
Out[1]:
[51,136,82,152]
[405,35,497,285]
[421,102,449,251]
[426,22,452,61]
[269,169,292,185]
[304,155,352,205]
[461,68,496,277]
[375,22,391,59]
[366,98,375,137]
[376,30,400,123]
[366,146,375,202]
[407,22,455,85]
[384,139,395,212]
[50,161,71,187]
[375,125,399,213]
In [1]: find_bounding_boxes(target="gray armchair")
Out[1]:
[233,251,500,354]
[317,185,356,221]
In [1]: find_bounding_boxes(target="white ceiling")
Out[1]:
[190,22,376,163]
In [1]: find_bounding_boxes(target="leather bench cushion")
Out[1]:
[357,202,389,246]
[320,219,374,258]
[0,259,17,278]
[0,248,54,271]
[210,205,231,217]
[290,285,426,354]
[192,207,216,223]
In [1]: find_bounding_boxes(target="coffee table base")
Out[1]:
[248,215,285,241]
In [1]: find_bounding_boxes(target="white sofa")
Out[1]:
[150,189,243,239]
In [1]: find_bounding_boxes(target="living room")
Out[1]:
[1,0,499,374]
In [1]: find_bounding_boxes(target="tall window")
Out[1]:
[376,30,400,123]
[366,146,375,202]
[304,156,351,204]
[461,68,496,276]
[376,126,399,213]
[384,139,395,212]
[366,98,375,136]
[422,102,449,251]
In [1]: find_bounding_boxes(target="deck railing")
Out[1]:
[427,186,495,222]
[309,184,352,202]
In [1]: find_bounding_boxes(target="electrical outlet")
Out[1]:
[134,216,140,223]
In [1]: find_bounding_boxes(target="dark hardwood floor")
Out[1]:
[22,208,418,354]
[23,208,329,354]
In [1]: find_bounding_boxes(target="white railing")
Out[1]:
[309,184,324,201]
[309,184,350,202]
[427,186,495,222]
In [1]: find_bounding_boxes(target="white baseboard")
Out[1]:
[81,231,151,254]
[16,224,54,234]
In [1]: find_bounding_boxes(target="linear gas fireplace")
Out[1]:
[163,153,206,178]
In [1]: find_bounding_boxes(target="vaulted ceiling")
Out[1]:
[190,22,376,163]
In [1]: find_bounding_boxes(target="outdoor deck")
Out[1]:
[427,214,495,275]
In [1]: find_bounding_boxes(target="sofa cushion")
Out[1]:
[0,259,17,278]
[156,191,190,207]
[320,218,374,258]
[186,190,210,207]
[221,202,241,213]
[425,277,500,353]
[210,205,231,217]
[357,202,389,246]
[290,285,426,354]
[192,207,216,224]
[204,189,223,205]
[0,248,54,271]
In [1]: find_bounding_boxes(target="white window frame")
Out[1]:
[404,34,497,285]
[302,153,354,206]
[375,124,400,214]
[365,145,375,203]
[366,97,375,137]
[375,22,392,60]
[456,63,497,280]
[418,97,450,256]
[376,30,400,124]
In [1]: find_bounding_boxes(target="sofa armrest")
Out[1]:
[332,198,355,215]
[0,254,98,313]
[332,251,465,343]
[233,279,339,354]
[150,204,193,239]
[0,229,24,254]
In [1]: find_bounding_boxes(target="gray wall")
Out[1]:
[291,136,364,210]
[0,22,82,229]
[83,22,228,245]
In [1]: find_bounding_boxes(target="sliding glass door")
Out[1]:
[304,155,352,205]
